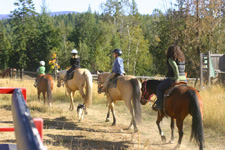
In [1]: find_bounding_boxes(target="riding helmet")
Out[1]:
[71,49,78,54]
[40,61,45,66]
[113,49,122,56]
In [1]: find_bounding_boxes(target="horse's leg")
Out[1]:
[123,99,138,132]
[38,91,41,102]
[105,103,110,122]
[156,110,166,142]
[68,90,74,111]
[43,92,46,105]
[110,102,116,126]
[169,118,175,144]
[174,118,184,150]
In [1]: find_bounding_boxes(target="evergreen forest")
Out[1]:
[0,0,224,77]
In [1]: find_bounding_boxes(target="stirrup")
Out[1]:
[152,104,162,111]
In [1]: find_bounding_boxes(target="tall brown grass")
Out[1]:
[200,85,225,133]
[1,79,225,136]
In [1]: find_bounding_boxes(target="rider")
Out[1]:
[65,49,81,81]
[101,48,125,92]
[153,45,187,111]
[34,60,46,87]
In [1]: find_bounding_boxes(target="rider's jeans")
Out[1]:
[156,78,174,105]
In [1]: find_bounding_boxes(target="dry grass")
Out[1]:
[1,78,225,149]
[200,85,225,133]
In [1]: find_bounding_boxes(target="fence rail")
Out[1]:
[1,68,197,84]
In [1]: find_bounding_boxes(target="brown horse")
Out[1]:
[97,72,142,132]
[57,69,93,112]
[1,68,17,78]
[37,74,54,106]
[140,80,204,150]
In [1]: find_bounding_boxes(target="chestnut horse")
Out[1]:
[57,69,93,112]
[37,74,54,106]
[97,72,142,132]
[140,80,204,150]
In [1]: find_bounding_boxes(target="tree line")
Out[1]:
[0,0,224,77]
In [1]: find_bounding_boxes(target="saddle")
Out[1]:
[164,81,188,97]
[107,75,121,89]
[67,69,78,80]
[67,71,74,80]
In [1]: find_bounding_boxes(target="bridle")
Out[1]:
[57,74,64,87]
[97,75,103,93]
[142,80,154,102]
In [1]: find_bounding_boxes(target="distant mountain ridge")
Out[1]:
[0,11,79,20]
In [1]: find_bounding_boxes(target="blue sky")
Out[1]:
[0,0,177,15]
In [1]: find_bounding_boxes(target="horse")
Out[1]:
[97,72,142,132]
[1,68,17,78]
[37,74,54,106]
[140,79,204,150]
[57,69,93,112]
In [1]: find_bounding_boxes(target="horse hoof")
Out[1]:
[85,112,88,115]
[169,140,174,144]
[119,129,124,132]
[174,144,180,150]
[161,135,166,143]
[111,123,116,126]
[134,129,138,133]
[105,118,110,122]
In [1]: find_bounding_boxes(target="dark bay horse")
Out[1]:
[37,74,54,106]
[97,72,142,132]
[140,80,204,150]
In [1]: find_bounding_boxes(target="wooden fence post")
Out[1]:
[207,51,211,86]
[200,53,203,89]
[10,68,12,78]
[21,68,24,80]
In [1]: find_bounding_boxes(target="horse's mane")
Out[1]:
[146,80,162,94]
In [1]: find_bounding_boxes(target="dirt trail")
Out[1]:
[0,102,225,150]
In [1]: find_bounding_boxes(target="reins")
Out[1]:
[142,80,154,102]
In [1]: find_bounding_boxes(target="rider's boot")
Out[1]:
[153,100,163,111]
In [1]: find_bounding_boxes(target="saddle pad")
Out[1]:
[165,83,188,97]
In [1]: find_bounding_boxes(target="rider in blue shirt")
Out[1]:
[101,49,125,92]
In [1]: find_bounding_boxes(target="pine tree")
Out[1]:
[10,0,38,69]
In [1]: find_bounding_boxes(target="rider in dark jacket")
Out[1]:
[65,49,81,80]
[153,45,187,111]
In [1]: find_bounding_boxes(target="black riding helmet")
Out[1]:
[113,49,122,56]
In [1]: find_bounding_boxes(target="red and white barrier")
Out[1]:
[0,87,46,150]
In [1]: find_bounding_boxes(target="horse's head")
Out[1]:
[140,80,154,105]
[97,72,110,94]
[57,70,67,87]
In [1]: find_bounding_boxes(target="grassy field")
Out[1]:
[0,78,225,149]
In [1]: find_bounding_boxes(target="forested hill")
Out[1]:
[0,11,78,20]
[0,0,224,78]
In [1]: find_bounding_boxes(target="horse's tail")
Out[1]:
[83,70,93,107]
[188,90,204,149]
[46,77,53,104]
[130,78,142,124]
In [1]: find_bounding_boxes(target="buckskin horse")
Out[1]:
[37,74,54,106]
[57,69,93,112]
[97,72,142,132]
[140,79,204,150]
